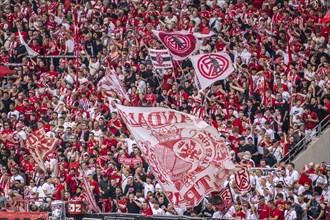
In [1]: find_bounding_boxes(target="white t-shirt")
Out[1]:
[152,207,165,215]
[42,182,55,197]
[284,209,297,220]
[290,106,304,125]
[143,182,155,198]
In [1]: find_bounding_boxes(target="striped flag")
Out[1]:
[148,49,173,69]
[97,70,130,101]
[79,168,101,213]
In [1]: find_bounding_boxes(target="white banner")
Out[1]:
[116,105,235,208]
[190,53,234,90]
[18,30,39,57]
[152,30,201,61]
[148,49,173,69]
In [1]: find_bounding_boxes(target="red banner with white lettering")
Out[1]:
[118,157,141,165]
[234,166,251,192]
[152,30,201,61]
[26,129,59,173]
[0,212,49,220]
[116,105,235,208]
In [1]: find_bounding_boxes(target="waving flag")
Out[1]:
[79,168,102,213]
[116,105,235,208]
[234,166,251,192]
[26,129,59,172]
[218,184,234,215]
[152,30,201,61]
[190,52,234,90]
[148,49,173,69]
[97,71,130,101]
[18,30,39,57]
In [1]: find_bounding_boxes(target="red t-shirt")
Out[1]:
[55,184,65,200]
[258,204,270,219]
[90,180,100,196]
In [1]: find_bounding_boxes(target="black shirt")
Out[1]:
[127,200,141,213]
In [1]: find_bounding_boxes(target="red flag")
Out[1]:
[320,10,330,23]
[116,105,235,208]
[218,184,234,215]
[79,168,101,213]
[26,129,59,172]
[234,166,251,192]
[152,30,201,61]
[64,0,72,12]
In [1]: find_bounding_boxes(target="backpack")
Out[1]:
[292,203,303,220]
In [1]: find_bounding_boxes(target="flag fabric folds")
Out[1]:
[26,129,59,172]
[152,30,201,61]
[234,166,251,192]
[79,168,102,213]
[18,30,39,57]
[116,105,235,208]
[190,52,234,90]
[148,49,173,69]
[97,71,130,101]
[217,184,234,216]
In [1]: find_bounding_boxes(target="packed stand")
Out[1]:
[0,0,329,218]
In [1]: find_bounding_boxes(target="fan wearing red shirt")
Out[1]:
[257,196,270,220]
[141,202,153,216]
[117,194,128,213]
[54,177,65,201]
[65,168,78,194]
[88,173,100,197]
[108,112,122,136]
[232,204,246,219]
[274,193,286,220]
[302,107,319,130]
[268,200,285,220]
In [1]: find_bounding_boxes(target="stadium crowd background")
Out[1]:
[0,0,329,219]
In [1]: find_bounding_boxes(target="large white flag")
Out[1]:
[116,105,235,208]
[190,52,234,90]
[148,49,173,69]
[97,71,130,101]
[152,30,201,61]
[18,30,39,57]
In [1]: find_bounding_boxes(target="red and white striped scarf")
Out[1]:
[79,168,101,213]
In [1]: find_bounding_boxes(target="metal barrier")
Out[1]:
[282,114,330,164]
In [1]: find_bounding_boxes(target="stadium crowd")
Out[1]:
[0,0,329,219]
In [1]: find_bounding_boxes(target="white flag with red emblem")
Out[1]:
[148,49,173,69]
[97,71,130,101]
[190,52,234,90]
[26,129,59,173]
[152,30,201,61]
[116,105,235,208]
[234,166,251,192]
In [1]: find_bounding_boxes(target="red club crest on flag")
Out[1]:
[197,54,230,79]
[117,105,235,208]
[234,166,251,192]
[153,30,201,61]
[156,53,164,65]
[190,52,234,90]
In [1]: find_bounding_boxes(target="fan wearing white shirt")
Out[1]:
[152,202,165,215]
[286,163,300,183]
[284,201,297,220]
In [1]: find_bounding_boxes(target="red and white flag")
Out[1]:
[97,71,130,101]
[26,129,59,172]
[148,49,173,69]
[218,184,234,215]
[79,168,102,213]
[152,30,201,61]
[190,52,234,90]
[116,105,235,208]
[234,166,251,192]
